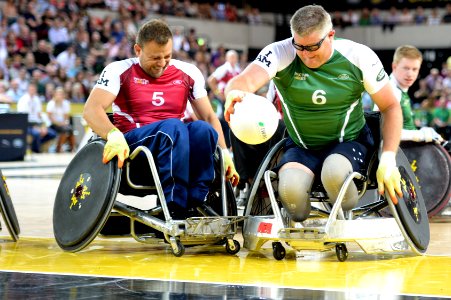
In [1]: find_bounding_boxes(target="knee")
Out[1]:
[321,154,352,187]
[188,121,218,144]
[278,168,313,222]
[321,154,358,210]
[159,119,188,140]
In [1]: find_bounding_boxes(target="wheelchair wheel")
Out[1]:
[0,170,20,241]
[400,142,451,217]
[244,138,286,218]
[389,149,430,253]
[53,139,121,252]
[206,149,238,217]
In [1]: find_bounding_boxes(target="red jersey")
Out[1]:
[94,57,208,133]
[210,61,241,92]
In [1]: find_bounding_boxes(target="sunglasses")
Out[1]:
[291,34,328,52]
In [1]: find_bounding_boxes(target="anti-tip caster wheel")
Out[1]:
[272,242,286,260]
[226,239,240,255]
[336,243,348,262]
[171,240,185,257]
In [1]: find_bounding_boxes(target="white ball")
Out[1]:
[229,93,279,145]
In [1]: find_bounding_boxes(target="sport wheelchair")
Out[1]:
[53,137,243,257]
[242,112,430,261]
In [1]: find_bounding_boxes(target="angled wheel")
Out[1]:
[0,170,20,241]
[389,149,430,253]
[400,142,451,217]
[205,148,238,217]
[53,139,121,252]
[244,139,286,219]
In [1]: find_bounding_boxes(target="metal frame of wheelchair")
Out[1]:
[242,137,430,261]
[53,138,244,257]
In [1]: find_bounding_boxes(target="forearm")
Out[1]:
[210,116,227,149]
[83,104,115,139]
[381,105,402,152]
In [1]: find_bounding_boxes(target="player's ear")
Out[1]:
[134,44,141,57]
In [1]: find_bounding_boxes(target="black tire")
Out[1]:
[226,239,241,255]
[0,169,20,241]
[335,243,348,262]
[272,242,286,260]
[172,240,185,257]
[391,149,430,252]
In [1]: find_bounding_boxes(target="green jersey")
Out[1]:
[253,38,388,149]
[389,75,416,130]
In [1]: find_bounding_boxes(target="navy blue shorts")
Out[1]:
[277,123,375,175]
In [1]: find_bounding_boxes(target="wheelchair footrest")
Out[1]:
[279,227,326,240]
[184,216,245,236]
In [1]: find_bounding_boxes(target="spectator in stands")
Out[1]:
[17,83,56,153]
[56,43,76,71]
[432,96,451,140]
[342,9,359,27]
[33,40,54,70]
[6,78,24,103]
[74,31,91,61]
[0,83,13,108]
[47,87,75,152]
[2,0,19,26]
[225,3,239,22]
[68,82,86,103]
[427,7,442,25]
[414,6,428,24]
[413,79,430,104]
[332,11,348,29]
[414,97,435,128]
[443,4,451,23]
[399,8,414,25]
[425,68,443,93]
[359,8,371,26]
[172,26,185,55]
[48,17,71,55]
[383,7,400,32]
[370,8,383,26]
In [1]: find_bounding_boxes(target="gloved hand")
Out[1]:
[102,127,130,168]
[222,148,240,187]
[224,90,247,123]
[376,151,402,204]
[419,127,443,144]
[401,127,443,144]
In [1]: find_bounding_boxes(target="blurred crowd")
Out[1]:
[332,4,451,30]
[0,0,449,153]
[410,62,451,141]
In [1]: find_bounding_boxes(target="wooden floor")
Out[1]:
[1,152,451,299]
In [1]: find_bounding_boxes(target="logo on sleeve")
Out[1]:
[96,70,109,86]
[376,69,386,82]
[255,50,272,67]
